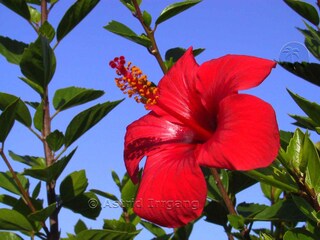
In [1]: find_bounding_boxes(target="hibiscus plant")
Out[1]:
[0,0,320,240]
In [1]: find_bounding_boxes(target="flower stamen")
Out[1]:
[109,56,159,108]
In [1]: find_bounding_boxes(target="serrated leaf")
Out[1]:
[23,148,76,182]
[284,0,319,26]
[0,209,33,232]
[283,228,315,240]
[20,36,56,88]
[90,189,119,202]
[0,36,28,65]
[0,171,29,196]
[103,219,136,232]
[9,151,45,167]
[56,0,100,42]
[155,0,201,25]
[39,21,55,42]
[60,170,88,203]
[46,130,64,152]
[279,62,320,87]
[0,0,31,21]
[0,232,23,240]
[0,92,32,127]
[28,203,56,222]
[53,87,104,112]
[104,21,152,47]
[140,220,166,237]
[74,219,88,234]
[74,229,140,240]
[0,99,19,142]
[62,192,101,219]
[64,100,123,147]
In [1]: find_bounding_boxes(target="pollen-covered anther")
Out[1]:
[110,56,159,108]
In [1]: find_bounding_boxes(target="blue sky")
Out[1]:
[1,0,319,239]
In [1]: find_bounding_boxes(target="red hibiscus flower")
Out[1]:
[110,48,280,228]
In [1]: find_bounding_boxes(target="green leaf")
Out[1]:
[103,219,136,232]
[39,21,55,42]
[90,189,119,202]
[119,0,141,12]
[142,10,152,27]
[74,229,140,240]
[60,170,88,203]
[20,36,56,88]
[260,232,275,240]
[289,114,318,132]
[0,194,18,207]
[46,130,64,152]
[9,151,45,167]
[62,192,101,219]
[171,223,193,240]
[64,100,122,147]
[0,208,33,232]
[23,148,76,182]
[228,214,245,230]
[237,202,268,218]
[203,200,228,226]
[0,92,32,127]
[280,130,294,150]
[279,62,320,87]
[19,77,44,96]
[28,203,56,222]
[111,170,121,190]
[283,228,316,240]
[33,101,43,131]
[121,173,138,209]
[139,220,166,237]
[304,135,320,190]
[31,181,41,199]
[0,99,19,142]
[0,171,29,196]
[228,171,257,195]
[155,0,201,25]
[165,47,205,62]
[0,36,28,65]
[0,232,23,240]
[104,21,152,47]
[28,5,40,23]
[292,195,320,223]
[0,0,31,21]
[53,87,104,112]
[74,219,88,234]
[284,0,319,26]
[56,0,100,42]
[260,182,282,203]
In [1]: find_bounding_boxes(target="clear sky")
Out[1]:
[0,0,319,239]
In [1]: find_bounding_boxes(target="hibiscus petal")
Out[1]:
[133,144,207,228]
[196,55,276,117]
[196,94,279,170]
[125,112,194,183]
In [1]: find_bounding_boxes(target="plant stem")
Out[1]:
[131,0,167,74]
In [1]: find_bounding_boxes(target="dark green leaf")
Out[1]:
[165,47,205,62]
[39,21,55,42]
[292,195,319,223]
[19,77,44,95]
[64,100,122,147]
[279,62,320,87]
[60,170,88,203]
[46,130,64,152]
[104,21,152,47]
[103,219,136,232]
[111,170,121,190]
[0,0,30,21]
[142,10,152,27]
[203,200,228,226]
[0,36,28,65]
[74,219,88,234]
[0,99,19,142]
[290,114,318,132]
[280,130,294,150]
[0,92,32,127]
[155,0,202,25]
[31,181,41,198]
[9,150,45,167]
[171,223,193,240]
[28,203,56,222]
[33,101,43,131]
[90,189,119,202]
[53,87,104,112]
[0,208,33,232]
[121,174,138,209]
[62,192,101,219]
[283,228,315,240]
[228,214,245,230]
[0,194,18,207]
[74,229,140,240]
[237,202,268,218]
[0,171,29,196]
[139,220,166,237]
[284,0,319,25]
[260,182,282,203]
[20,36,56,88]
[23,148,76,182]
[228,171,257,195]
[0,232,23,240]
[56,0,100,41]
[304,135,320,190]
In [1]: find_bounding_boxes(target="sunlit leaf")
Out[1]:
[56,0,100,41]
[39,21,55,42]
[304,135,320,191]
[0,36,28,65]
[9,151,45,168]
[0,209,33,232]
[155,0,201,25]
[28,5,40,23]
[228,214,245,230]
[283,228,316,240]
[0,232,23,240]
[60,170,88,202]
[0,171,29,196]
[28,203,56,222]
[64,100,123,147]
[142,10,152,27]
